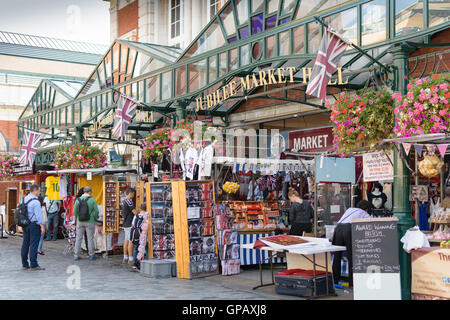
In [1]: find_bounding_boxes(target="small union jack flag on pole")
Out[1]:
[305,26,351,101]
[112,93,138,140]
[19,129,42,167]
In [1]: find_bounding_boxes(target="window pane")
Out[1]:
[162,72,172,100]
[235,0,249,25]
[239,26,250,39]
[209,55,217,83]
[279,17,290,25]
[293,25,305,53]
[281,0,296,15]
[362,0,386,46]
[307,22,321,54]
[229,48,238,71]
[324,7,357,45]
[219,52,227,77]
[252,13,264,34]
[430,0,450,27]
[279,31,290,56]
[267,0,280,13]
[97,61,106,89]
[176,66,186,95]
[189,60,207,92]
[228,36,237,43]
[266,15,277,30]
[181,19,225,60]
[266,35,276,58]
[252,0,265,12]
[395,0,423,36]
[219,3,236,37]
[240,44,250,66]
[295,0,348,20]
[146,76,160,103]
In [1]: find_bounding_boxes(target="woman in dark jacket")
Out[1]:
[288,188,314,236]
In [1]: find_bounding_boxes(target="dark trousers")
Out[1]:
[332,223,353,286]
[21,222,41,268]
[46,212,59,240]
[289,222,312,236]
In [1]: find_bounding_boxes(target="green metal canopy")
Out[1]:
[17,0,450,147]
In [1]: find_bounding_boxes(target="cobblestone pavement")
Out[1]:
[0,236,352,300]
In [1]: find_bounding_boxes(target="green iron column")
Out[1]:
[175,101,186,123]
[389,44,415,300]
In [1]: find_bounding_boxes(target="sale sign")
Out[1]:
[288,127,333,152]
[362,151,394,182]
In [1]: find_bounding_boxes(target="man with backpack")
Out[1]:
[73,186,99,261]
[19,184,45,271]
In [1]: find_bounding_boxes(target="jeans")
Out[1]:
[38,224,47,253]
[21,222,42,268]
[46,212,59,240]
[332,223,353,286]
[74,221,95,257]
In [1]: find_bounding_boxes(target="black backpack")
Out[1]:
[78,197,91,222]
[14,198,38,227]
[130,214,145,245]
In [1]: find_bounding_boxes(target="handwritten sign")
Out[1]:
[351,218,401,300]
[363,151,394,182]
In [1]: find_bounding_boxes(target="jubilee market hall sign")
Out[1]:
[195,66,348,111]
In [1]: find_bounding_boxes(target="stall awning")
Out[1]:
[382,133,450,144]
[40,167,137,175]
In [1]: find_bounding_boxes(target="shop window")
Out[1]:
[324,7,357,46]
[266,15,277,30]
[362,0,386,46]
[170,0,182,39]
[429,0,450,27]
[307,22,321,54]
[219,2,236,37]
[252,13,264,34]
[395,0,423,36]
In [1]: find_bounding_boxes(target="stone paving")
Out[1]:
[0,235,352,300]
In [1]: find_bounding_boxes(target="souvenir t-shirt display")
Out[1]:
[184,147,198,180]
[199,144,214,179]
[45,176,63,200]
[78,175,103,205]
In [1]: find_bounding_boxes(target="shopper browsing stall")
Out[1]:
[122,188,137,264]
[44,195,61,241]
[37,196,47,256]
[288,188,314,236]
[73,186,99,261]
[131,202,149,270]
[332,200,371,287]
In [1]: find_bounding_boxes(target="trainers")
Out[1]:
[89,256,98,261]
[122,258,128,264]
[128,259,134,265]
[53,238,57,241]
[74,256,80,261]
[30,267,45,271]
[38,252,45,256]
[22,266,30,270]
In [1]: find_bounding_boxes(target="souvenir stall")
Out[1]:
[145,180,219,279]
[42,168,138,253]
[215,157,314,266]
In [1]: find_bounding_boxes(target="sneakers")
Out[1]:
[38,252,45,256]
[122,258,128,264]
[30,267,45,271]
[89,256,98,261]
[74,256,80,261]
[128,259,134,265]
[22,266,30,270]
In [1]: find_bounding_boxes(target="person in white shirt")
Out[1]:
[332,200,371,287]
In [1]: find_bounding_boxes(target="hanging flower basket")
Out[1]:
[392,73,450,137]
[327,87,395,157]
[0,154,18,180]
[141,127,172,162]
[55,143,107,170]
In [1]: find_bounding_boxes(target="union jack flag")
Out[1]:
[305,26,351,101]
[19,129,42,166]
[112,93,138,140]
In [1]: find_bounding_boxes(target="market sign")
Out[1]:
[288,127,333,153]
[13,164,33,176]
[363,151,394,182]
[196,67,348,111]
[411,247,450,299]
[351,218,401,300]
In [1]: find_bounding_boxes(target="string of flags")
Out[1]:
[401,143,448,158]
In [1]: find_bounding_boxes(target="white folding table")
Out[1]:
[241,237,346,298]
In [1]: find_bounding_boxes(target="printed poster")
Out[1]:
[363,151,394,182]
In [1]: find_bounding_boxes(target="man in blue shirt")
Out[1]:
[21,184,45,271]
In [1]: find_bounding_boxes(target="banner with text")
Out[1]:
[363,151,394,182]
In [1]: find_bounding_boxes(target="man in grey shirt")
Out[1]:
[44,195,61,241]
